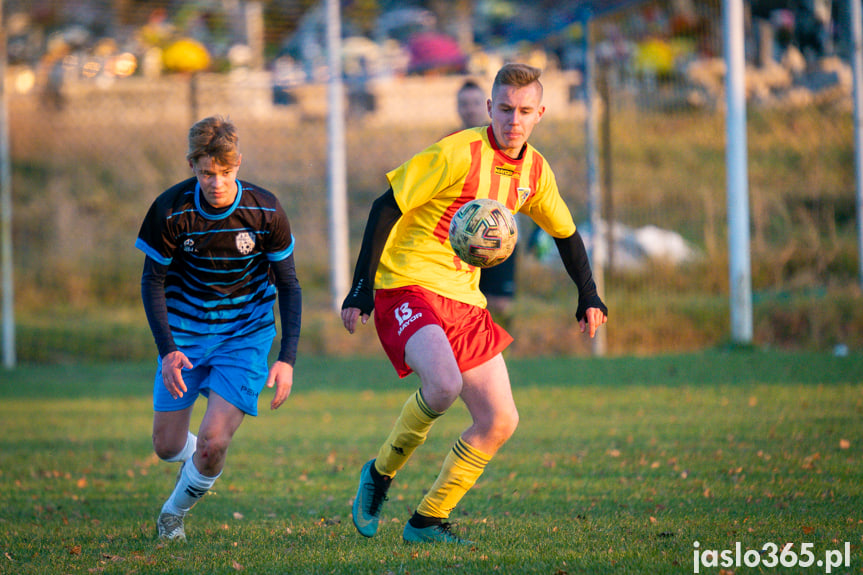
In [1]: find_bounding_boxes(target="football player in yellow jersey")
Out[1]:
[341,63,607,544]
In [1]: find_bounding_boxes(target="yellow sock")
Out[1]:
[374,389,442,477]
[415,437,491,519]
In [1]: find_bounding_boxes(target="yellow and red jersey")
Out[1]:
[377,125,576,307]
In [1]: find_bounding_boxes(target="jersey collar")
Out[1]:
[194,180,243,220]
[486,125,527,161]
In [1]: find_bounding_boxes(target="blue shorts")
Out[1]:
[152,333,272,416]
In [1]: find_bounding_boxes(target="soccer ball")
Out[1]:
[448,198,518,268]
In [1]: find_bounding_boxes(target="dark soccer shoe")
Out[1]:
[352,459,392,537]
[402,521,473,545]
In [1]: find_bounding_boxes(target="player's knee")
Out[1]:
[153,433,185,461]
[421,379,462,412]
[501,408,520,439]
[486,408,519,447]
[196,434,230,462]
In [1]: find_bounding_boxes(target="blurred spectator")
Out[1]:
[38,37,69,110]
[347,54,376,119]
[751,0,835,64]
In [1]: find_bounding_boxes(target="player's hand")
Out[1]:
[341,306,370,334]
[341,278,374,334]
[266,361,294,410]
[578,307,608,338]
[341,278,374,335]
[162,350,193,399]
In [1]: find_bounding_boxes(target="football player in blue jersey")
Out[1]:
[136,115,302,542]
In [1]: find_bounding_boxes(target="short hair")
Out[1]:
[492,63,543,97]
[186,115,241,166]
[458,79,483,94]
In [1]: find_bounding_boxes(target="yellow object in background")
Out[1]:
[162,38,211,74]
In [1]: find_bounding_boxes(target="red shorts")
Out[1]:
[374,285,513,378]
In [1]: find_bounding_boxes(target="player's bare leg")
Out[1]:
[152,406,195,462]
[193,392,245,476]
[153,407,195,541]
[366,324,463,477]
[405,341,519,543]
[458,354,519,455]
[352,325,460,537]
[405,325,464,412]
[156,393,245,541]
[403,331,518,543]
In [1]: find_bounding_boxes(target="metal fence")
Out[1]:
[586,0,856,353]
[2,0,860,363]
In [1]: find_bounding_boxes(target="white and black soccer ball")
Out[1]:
[448,198,518,268]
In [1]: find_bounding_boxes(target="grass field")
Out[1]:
[1,351,861,574]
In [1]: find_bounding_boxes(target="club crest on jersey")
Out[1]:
[235,231,255,255]
[183,238,196,253]
[515,187,532,210]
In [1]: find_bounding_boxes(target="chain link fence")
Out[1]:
[585,0,857,353]
[3,0,861,362]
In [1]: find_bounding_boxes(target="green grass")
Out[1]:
[1,351,861,574]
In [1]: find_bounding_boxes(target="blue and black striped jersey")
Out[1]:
[136,177,294,352]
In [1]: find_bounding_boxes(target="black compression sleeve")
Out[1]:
[554,231,609,321]
[141,257,177,358]
[271,254,302,365]
[342,188,402,314]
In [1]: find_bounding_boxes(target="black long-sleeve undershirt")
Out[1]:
[341,188,402,314]
[554,231,608,321]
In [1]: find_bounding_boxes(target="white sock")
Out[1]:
[161,459,220,517]
[162,431,197,463]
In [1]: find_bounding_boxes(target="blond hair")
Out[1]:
[492,63,543,98]
[186,115,241,166]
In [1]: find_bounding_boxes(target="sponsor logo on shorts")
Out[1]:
[240,385,259,398]
[395,302,423,336]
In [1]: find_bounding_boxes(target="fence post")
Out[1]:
[582,8,607,356]
[723,0,753,344]
[326,0,349,311]
[851,0,863,289]
[1,0,16,368]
